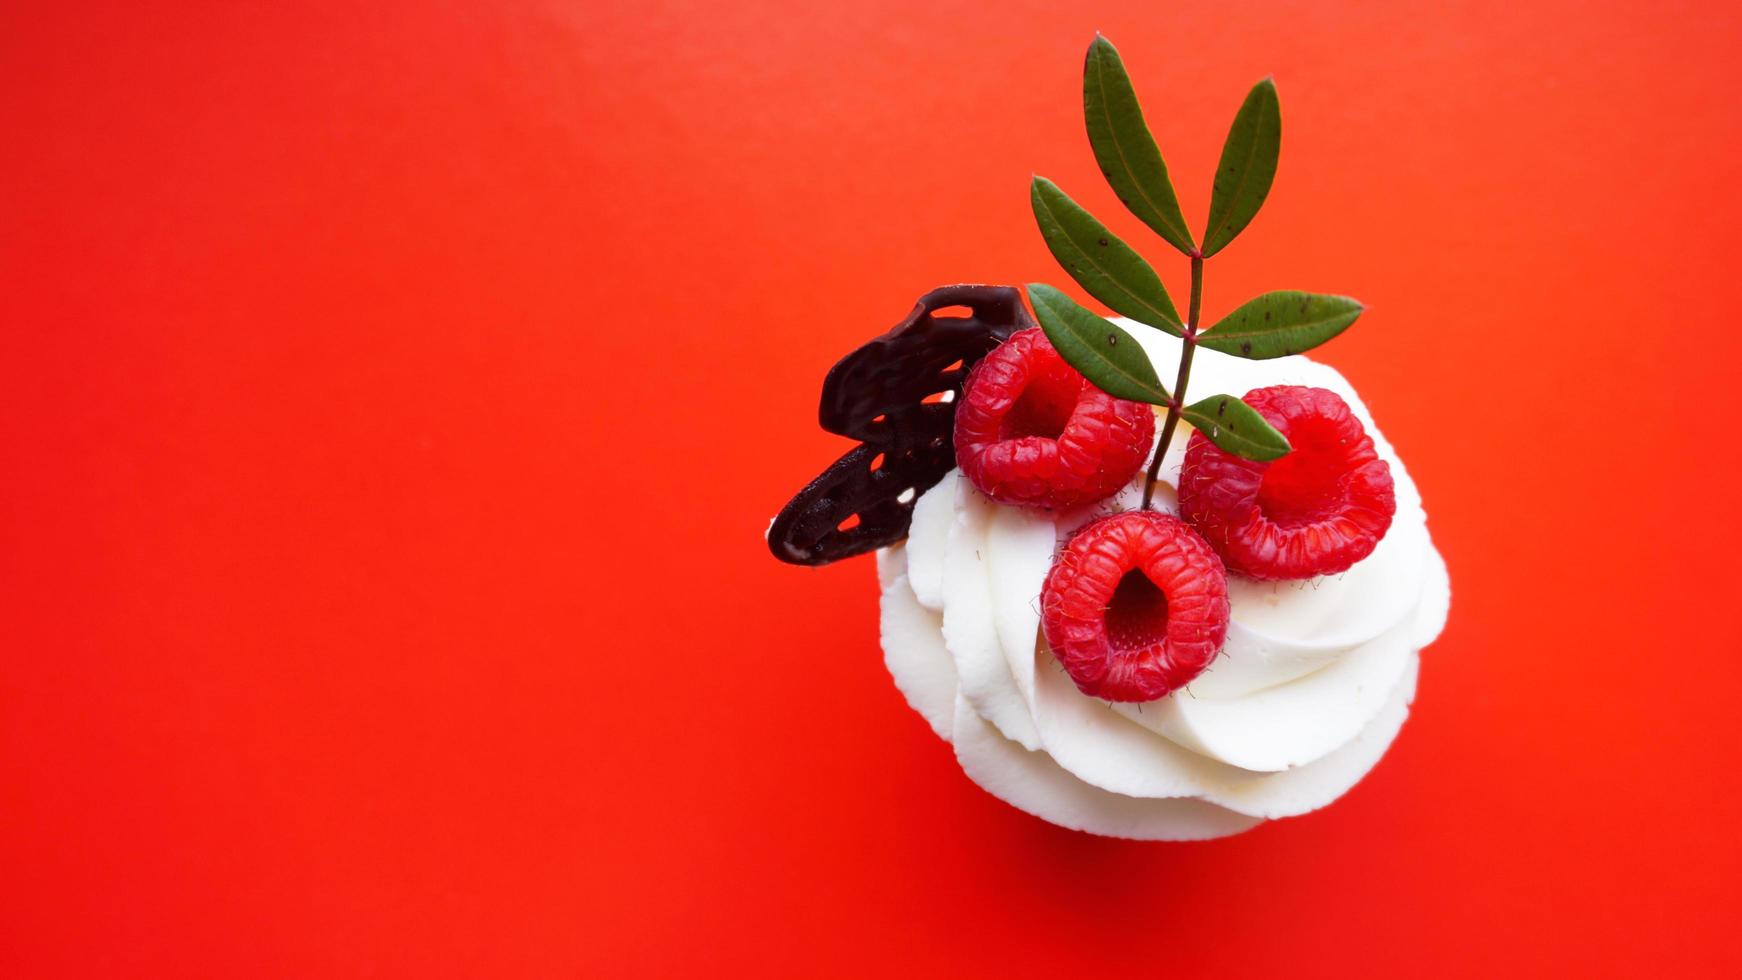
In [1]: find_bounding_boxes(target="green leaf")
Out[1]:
[1030,177,1182,336]
[1181,394,1291,461]
[1083,35,1195,256]
[1025,283,1171,406]
[1197,291,1365,359]
[1202,78,1281,258]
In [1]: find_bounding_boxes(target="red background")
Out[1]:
[4,1,1740,975]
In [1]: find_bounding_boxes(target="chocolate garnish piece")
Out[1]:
[768,284,1035,566]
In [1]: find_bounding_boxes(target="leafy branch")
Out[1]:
[1027,34,1366,507]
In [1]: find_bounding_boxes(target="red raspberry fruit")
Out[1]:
[1040,511,1230,702]
[1179,385,1395,581]
[953,327,1154,510]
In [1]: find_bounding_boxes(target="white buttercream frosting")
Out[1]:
[876,322,1451,839]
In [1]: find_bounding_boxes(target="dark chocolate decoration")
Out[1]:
[768,284,1034,566]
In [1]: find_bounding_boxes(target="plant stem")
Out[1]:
[1141,253,1203,509]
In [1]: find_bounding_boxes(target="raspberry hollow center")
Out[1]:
[1103,569,1171,652]
[1256,418,1345,527]
[998,372,1079,442]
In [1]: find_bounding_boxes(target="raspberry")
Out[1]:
[1040,511,1230,702]
[1178,385,1395,581]
[952,327,1154,510]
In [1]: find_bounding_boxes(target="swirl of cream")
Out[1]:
[876,323,1451,839]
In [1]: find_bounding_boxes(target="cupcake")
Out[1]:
[769,36,1449,839]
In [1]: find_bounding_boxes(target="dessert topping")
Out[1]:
[1024,35,1367,510]
[952,327,1154,510]
[768,285,1032,566]
[1040,511,1230,701]
[1179,385,1396,580]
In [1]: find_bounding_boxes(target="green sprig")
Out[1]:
[1028,35,1369,507]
